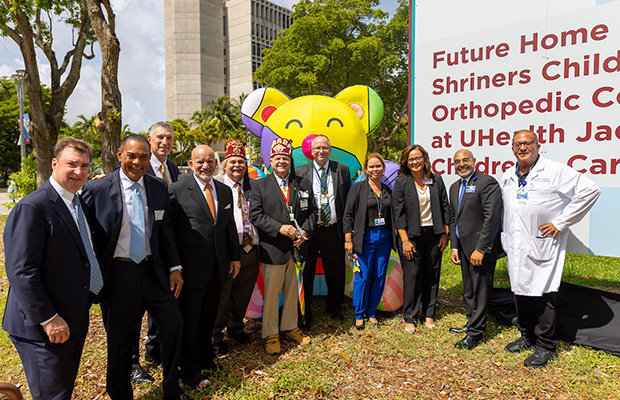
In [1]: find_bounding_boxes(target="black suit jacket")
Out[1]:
[147,157,180,183]
[2,180,94,341]
[449,171,503,259]
[343,179,396,255]
[250,173,318,265]
[392,172,454,238]
[296,160,351,240]
[168,173,240,288]
[81,170,180,292]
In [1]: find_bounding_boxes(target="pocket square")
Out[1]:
[154,210,165,220]
[224,204,231,209]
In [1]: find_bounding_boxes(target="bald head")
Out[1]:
[454,149,475,179]
[190,145,217,183]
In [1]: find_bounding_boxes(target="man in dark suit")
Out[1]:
[168,144,241,389]
[147,121,180,183]
[212,140,260,355]
[449,149,503,350]
[250,137,317,354]
[296,135,351,327]
[129,121,180,382]
[82,134,187,400]
[3,137,102,400]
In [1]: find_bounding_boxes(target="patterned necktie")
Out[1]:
[280,179,288,203]
[205,182,216,220]
[73,195,104,295]
[236,182,253,246]
[319,167,331,224]
[456,179,467,238]
[129,183,147,264]
[160,163,169,184]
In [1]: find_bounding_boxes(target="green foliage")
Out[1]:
[0,77,22,185]
[6,154,37,207]
[59,114,104,175]
[190,96,246,145]
[168,118,205,165]
[255,0,410,159]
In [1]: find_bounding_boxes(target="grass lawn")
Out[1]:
[1,213,619,399]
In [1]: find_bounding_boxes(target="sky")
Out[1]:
[0,0,401,132]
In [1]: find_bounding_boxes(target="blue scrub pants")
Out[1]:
[353,226,392,320]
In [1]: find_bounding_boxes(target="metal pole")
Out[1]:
[12,70,26,161]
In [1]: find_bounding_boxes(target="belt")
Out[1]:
[317,223,336,229]
[114,256,151,264]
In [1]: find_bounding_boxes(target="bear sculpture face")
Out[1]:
[241,85,384,179]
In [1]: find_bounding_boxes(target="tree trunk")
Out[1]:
[85,0,122,174]
[4,0,91,186]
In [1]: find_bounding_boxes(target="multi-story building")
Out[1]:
[165,0,292,125]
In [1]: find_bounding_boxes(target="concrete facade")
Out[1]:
[165,0,291,122]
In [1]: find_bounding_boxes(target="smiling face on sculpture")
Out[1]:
[241,85,384,179]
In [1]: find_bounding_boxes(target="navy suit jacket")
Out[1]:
[81,170,180,292]
[2,180,94,341]
[449,171,503,259]
[147,157,180,183]
[168,173,240,288]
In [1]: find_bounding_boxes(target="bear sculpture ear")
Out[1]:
[334,85,384,135]
[241,87,290,138]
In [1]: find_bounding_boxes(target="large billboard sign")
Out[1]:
[410,0,620,257]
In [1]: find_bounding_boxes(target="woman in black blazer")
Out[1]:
[392,145,453,332]
[343,153,396,330]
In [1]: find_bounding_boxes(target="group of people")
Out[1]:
[2,125,600,400]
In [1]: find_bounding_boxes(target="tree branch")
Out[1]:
[102,0,116,32]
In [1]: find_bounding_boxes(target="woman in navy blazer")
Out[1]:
[343,153,396,330]
[392,145,453,332]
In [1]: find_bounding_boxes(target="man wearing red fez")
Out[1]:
[211,140,260,355]
[249,137,317,354]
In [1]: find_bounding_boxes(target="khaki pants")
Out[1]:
[261,257,300,338]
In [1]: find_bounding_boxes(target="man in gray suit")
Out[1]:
[296,135,351,327]
[449,149,503,350]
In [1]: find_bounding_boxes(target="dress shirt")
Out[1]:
[193,174,219,217]
[114,170,152,259]
[312,160,337,226]
[150,154,171,181]
[274,174,289,194]
[223,174,259,246]
[451,171,474,251]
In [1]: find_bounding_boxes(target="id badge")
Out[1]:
[300,199,309,210]
[517,191,528,202]
[320,194,329,205]
[243,244,253,253]
[465,185,476,193]
[422,179,433,185]
[374,217,386,226]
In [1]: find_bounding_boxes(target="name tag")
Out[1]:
[154,210,165,220]
[374,217,386,226]
[422,179,433,185]
[320,194,329,205]
[465,185,476,193]
[517,192,528,200]
[243,244,253,253]
[300,199,309,210]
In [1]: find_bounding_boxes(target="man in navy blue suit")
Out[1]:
[82,134,188,400]
[3,137,102,400]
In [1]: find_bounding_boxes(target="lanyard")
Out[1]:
[369,181,383,218]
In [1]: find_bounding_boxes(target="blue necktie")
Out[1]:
[456,179,467,238]
[130,183,147,263]
[73,194,103,295]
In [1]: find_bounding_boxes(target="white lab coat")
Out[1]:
[500,157,600,296]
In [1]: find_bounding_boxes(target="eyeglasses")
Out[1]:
[408,156,424,163]
[312,146,330,152]
[454,158,471,165]
[512,141,536,149]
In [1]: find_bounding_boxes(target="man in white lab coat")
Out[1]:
[500,129,600,367]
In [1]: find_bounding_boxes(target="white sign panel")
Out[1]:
[411,0,620,257]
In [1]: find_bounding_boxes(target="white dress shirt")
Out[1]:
[193,174,219,219]
[150,154,171,181]
[222,174,259,246]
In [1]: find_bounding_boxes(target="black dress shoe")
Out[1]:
[214,341,228,355]
[355,321,365,331]
[449,325,467,334]
[454,336,481,350]
[230,331,252,344]
[523,347,557,368]
[130,365,154,383]
[505,336,535,353]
